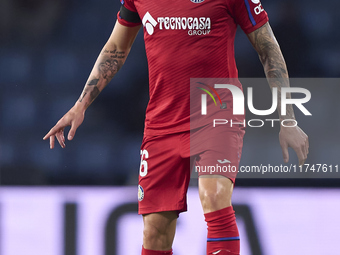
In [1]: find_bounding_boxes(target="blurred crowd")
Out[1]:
[0,0,339,186]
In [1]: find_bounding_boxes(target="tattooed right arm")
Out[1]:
[43,22,141,148]
[77,48,125,108]
[75,22,141,110]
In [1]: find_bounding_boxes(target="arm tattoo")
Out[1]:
[90,86,100,102]
[77,49,126,106]
[97,49,125,82]
[248,23,295,121]
[87,79,99,86]
[79,92,87,102]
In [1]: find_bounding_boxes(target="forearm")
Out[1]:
[248,23,295,121]
[260,42,295,121]
[75,44,128,111]
[72,21,141,113]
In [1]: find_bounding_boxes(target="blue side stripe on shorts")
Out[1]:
[207,236,240,242]
[244,0,257,26]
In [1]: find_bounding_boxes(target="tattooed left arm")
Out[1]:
[247,22,293,121]
[247,22,309,165]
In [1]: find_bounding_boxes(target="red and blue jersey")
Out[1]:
[117,0,268,136]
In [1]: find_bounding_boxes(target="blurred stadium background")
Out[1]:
[0,0,339,254]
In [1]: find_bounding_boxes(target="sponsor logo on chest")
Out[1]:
[142,11,211,36]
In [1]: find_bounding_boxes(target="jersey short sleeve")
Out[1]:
[117,0,142,27]
[230,0,269,34]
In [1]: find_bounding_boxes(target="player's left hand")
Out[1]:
[279,125,309,166]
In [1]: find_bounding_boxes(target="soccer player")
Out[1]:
[44,0,309,254]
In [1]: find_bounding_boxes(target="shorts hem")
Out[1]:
[198,174,236,183]
[138,206,187,215]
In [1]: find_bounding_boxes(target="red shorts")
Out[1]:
[138,125,245,215]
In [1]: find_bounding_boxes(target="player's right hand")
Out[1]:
[43,106,85,149]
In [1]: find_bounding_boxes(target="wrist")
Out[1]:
[280,118,297,128]
[73,101,87,113]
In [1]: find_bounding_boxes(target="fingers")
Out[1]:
[50,135,55,149]
[43,110,83,148]
[43,116,70,148]
[47,130,65,149]
[68,123,78,140]
[43,125,59,141]
[55,129,66,148]
[281,141,308,166]
[294,139,308,166]
[280,126,309,166]
[295,147,306,167]
[304,136,309,165]
[44,125,66,149]
[44,122,79,149]
[281,142,289,163]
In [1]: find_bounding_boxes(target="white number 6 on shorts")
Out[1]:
[139,149,149,177]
